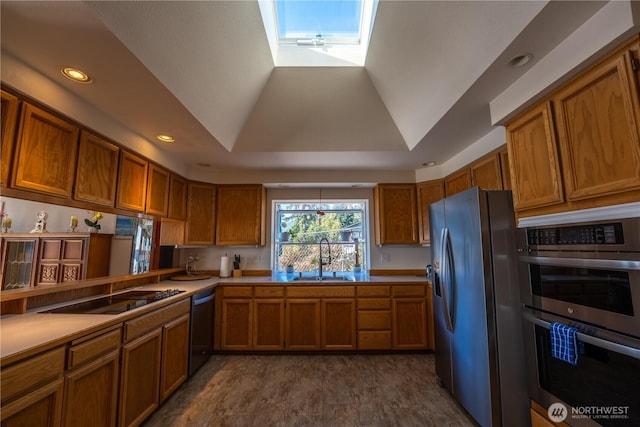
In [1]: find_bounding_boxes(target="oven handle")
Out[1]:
[522,310,640,360]
[519,255,640,271]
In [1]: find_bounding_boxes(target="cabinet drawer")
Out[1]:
[1,346,65,402]
[286,286,355,298]
[254,286,284,298]
[68,327,122,369]
[358,311,391,330]
[358,298,391,310]
[358,331,392,350]
[223,286,253,298]
[124,299,190,342]
[392,285,425,297]
[356,285,390,297]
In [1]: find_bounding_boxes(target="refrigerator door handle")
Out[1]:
[441,227,454,332]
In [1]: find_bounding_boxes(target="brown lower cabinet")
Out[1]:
[0,298,192,427]
[120,299,190,427]
[217,283,429,352]
[63,326,121,427]
[120,328,163,427]
[0,346,66,427]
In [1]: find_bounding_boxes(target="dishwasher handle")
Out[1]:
[193,290,215,306]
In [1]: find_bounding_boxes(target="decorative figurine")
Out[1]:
[30,210,48,233]
[2,215,11,233]
[69,215,78,232]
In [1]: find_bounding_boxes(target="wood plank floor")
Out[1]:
[143,353,477,427]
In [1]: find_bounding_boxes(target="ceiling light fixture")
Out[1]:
[61,67,92,83]
[422,161,436,167]
[156,134,175,143]
[508,53,533,68]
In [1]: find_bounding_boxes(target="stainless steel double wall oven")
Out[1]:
[519,217,640,427]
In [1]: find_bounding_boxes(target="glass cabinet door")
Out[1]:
[1,238,38,290]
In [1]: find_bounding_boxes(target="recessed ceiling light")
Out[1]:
[61,67,92,83]
[508,53,533,68]
[156,134,175,143]
[422,161,436,167]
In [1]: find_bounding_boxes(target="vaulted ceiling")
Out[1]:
[0,1,616,178]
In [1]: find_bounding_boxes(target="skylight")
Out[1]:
[259,0,378,67]
[276,0,363,44]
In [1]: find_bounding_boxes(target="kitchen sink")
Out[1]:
[291,275,354,282]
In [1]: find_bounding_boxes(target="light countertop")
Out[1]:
[1,274,429,363]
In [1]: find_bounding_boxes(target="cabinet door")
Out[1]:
[253,299,285,350]
[160,314,190,402]
[470,153,503,190]
[167,174,187,220]
[13,103,79,197]
[499,147,512,190]
[62,351,119,427]
[374,184,418,245]
[221,299,253,350]
[1,237,38,290]
[392,298,427,349]
[0,378,64,427]
[86,234,112,279]
[553,49,640,200]
[321,299,356,350]
[506,102,564,210]
[1,90,20,187]
[119,329,162,427]
[185,182,216,245]
[145,164,170,217]
[74,131,119,206]
[444,169,472,197]
[216,184,265,246]
[286,299,321,350]
[116,151,148,212]
[416,180,444,244]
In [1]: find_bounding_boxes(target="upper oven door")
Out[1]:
[519,253,640,339]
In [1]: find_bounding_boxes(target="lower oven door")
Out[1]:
[522,307,640,427]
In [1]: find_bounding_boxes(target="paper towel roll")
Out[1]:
[220,256,232,278]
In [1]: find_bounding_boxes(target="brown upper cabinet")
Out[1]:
[116,151,148,212]
[506,102,565,211]
[12,103,79,198]
[145,164,170,217]
[1,90,20,187]
[215,184,266,246]
[444,168,472,197]
[416,180,444,244]
[374,184,418,245]
[184,181,216,245]
[74,131,119,207]
[506,35,640,218]
[552,43,640,201]
[470,153,503,191]
[498,147,511,190]
[167,174,188,220]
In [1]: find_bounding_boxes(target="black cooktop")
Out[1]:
[43,289,184,315]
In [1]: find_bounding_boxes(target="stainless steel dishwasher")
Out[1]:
[189,288,215,376]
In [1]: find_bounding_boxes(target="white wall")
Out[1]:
[0,196,117,234]
[177,186,430,274]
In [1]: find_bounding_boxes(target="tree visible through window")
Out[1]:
[274,201,366,273]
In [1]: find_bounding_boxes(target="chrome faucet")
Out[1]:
[318,237,332,279]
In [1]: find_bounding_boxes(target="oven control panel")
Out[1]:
[527,222,624,246]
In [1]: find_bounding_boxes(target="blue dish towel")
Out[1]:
[550,322,582,366]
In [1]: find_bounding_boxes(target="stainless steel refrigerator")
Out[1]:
[429,187,527,427]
